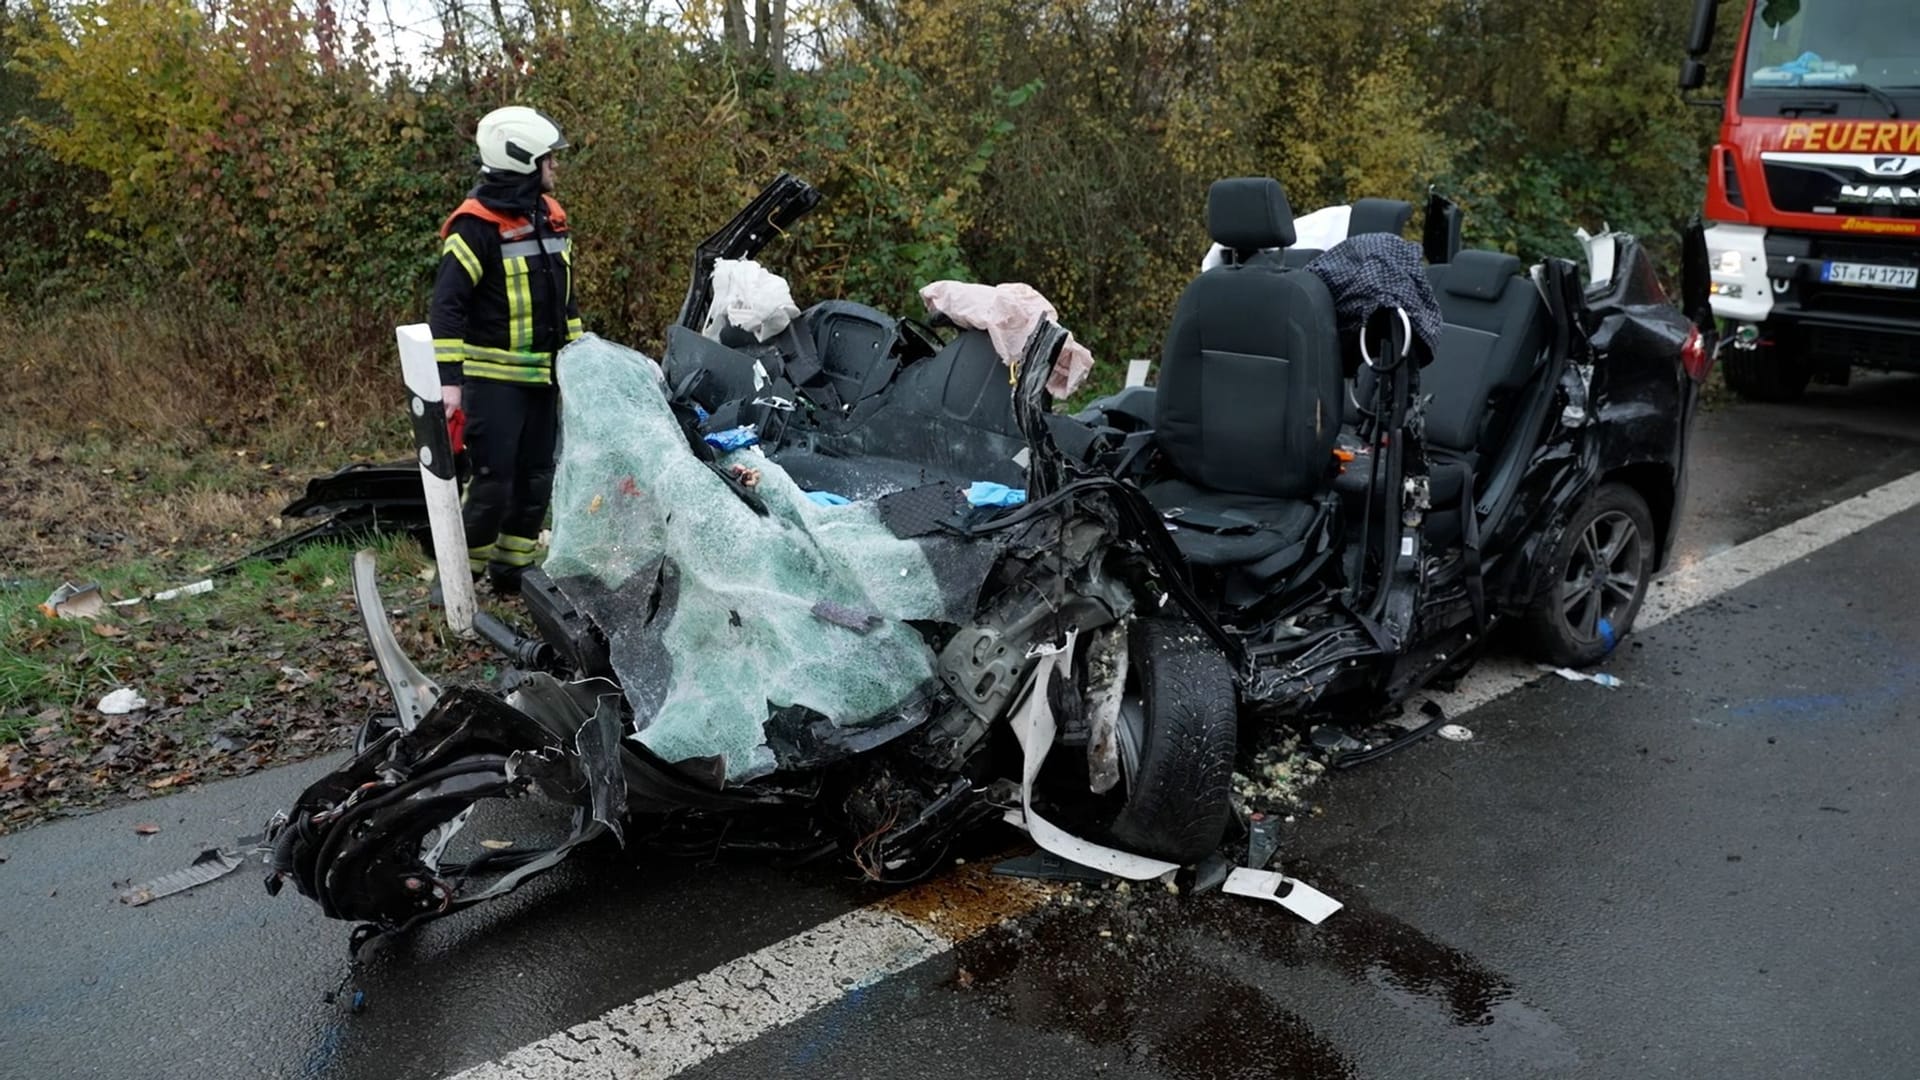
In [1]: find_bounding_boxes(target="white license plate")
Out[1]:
[1821,261,1919,289]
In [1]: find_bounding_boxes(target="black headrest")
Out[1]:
[1439,249,1524,301]
[1349,198,1413,238]
[1207,178,1296,252]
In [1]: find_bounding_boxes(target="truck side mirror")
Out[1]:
[1686,0,1718,57]
[1679,58,1709,92]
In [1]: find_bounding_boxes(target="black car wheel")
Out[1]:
[1523,483,1656,668]
[1108,616,1238,864]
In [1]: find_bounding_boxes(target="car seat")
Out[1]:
[1144,177,1345,584]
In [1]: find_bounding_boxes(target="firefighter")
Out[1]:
[430,105,583,592]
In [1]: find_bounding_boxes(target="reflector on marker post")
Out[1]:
[396,323,477,636]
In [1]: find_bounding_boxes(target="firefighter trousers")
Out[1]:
[460,379,558,581]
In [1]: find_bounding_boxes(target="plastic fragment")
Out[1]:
[703,425,761,452]
[110,578,217,608]
[1246,813,1281,870]
[964,481,1027,508]
[98,688,148,715]
[1438,724,1473,741]
[1224,868,1343,924]
[40,581,105,620]
[119,847,245,906]
[1542,665,1622,688]
[804,490,851,507]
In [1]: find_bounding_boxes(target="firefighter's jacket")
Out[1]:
[430,193,582,387]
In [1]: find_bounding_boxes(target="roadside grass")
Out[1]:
[0,302,517,833]
[0,535,498,833]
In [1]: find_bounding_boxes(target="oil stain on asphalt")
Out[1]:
[949,857,1580,1078]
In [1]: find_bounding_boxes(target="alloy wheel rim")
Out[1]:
[1560,510,1642,644]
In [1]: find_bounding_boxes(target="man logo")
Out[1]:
[1873,156,1914,176]
[1840,183,1920,206]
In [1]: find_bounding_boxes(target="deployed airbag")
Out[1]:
[919,280,1094,399]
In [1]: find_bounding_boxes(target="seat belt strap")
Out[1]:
[1460,461,1487,632]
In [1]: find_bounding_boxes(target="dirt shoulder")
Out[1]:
[1,433,496,834]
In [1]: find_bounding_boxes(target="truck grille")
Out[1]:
[1763,161,1920,221]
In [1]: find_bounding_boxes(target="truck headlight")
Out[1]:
[1714,250,1745,275]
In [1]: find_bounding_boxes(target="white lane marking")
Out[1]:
[1427,469,1920,714]
[1637,468,1920,630]
[453,908,950,1080]
[457,468,1920,1080]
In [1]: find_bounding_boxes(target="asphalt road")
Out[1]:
[2,372,1918,1080]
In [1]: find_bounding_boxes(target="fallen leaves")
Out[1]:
[134,822,161,835]
[2,549,491,836]
[90,623,126,639]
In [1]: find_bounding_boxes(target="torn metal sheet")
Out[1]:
[1223,867,1344,924]
[576,693,629,846]
[353,549,440,732]
[120,847,246,906]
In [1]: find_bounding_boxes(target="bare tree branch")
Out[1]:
[723,0,751,55]
[767,0,787,73]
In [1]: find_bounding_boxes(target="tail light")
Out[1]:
[1681,324,1714,383]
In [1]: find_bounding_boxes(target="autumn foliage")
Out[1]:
[0,0,1717,446]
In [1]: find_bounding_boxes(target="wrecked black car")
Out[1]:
[265,173,1713,942]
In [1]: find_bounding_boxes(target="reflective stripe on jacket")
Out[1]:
[428,194,582,386]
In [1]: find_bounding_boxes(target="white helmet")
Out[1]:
[475,106,567,175]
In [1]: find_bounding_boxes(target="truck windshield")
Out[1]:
[1743,0,1920,97]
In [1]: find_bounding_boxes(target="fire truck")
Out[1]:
[1681,0,1920,400]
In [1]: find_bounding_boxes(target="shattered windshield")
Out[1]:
[541,335,989,783]
[1742,0,1920,107]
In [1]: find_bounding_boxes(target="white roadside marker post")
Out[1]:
[396,323,477,637]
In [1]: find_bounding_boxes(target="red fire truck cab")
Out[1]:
[1681,0,1920,400]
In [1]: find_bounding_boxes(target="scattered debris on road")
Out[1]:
[1222,867,1344,923]
[119,847,246,906]
[1543,665,1623,688]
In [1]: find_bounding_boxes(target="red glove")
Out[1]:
[447,407,466,455]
